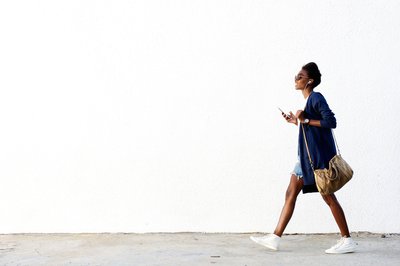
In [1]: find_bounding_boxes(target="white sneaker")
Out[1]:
[325,237,357,254]
[250,234,281,251]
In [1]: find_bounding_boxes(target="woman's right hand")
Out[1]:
[282,111,298,125]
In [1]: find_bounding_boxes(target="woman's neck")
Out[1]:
[302,88,313,99]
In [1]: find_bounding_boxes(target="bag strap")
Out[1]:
[301,124,341,171]
[331,129,341,155]
[301,124,314,171]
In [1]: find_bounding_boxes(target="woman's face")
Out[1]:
[294,69,310,90]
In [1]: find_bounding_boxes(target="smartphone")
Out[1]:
[278,107,291,118]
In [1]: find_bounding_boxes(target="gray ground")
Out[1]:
[1,232,399,266]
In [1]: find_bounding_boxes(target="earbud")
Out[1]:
[308,80,312,84]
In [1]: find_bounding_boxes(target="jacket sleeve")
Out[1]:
[313,93,337,128]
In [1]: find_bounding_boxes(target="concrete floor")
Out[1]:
[0,232,399,266]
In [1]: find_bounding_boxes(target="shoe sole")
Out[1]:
[325,247,357,254]
[250,236,278,251]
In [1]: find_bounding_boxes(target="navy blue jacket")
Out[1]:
[299,92,337,193]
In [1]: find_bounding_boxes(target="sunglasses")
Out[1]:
[294,74,309,81]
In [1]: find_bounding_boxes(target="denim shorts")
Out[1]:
[291,161,303,179]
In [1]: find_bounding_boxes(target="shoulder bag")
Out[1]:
[301,124,353,195]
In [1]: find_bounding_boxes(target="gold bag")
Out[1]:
[302,125,353,195]
[313,154,353,195]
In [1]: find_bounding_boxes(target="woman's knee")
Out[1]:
[322,193,338,206]
[285,175,303,201]
[285,188,296,201]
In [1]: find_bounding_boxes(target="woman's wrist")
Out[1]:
[304,119,322,127]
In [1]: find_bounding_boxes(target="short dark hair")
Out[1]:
[302,62,321,88]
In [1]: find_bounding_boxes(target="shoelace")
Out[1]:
[332,237,345,249]
[261,236,272,240]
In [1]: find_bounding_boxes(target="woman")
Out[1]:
[250,62,356,254]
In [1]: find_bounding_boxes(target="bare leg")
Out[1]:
[321,193,350,237]
[273,174,304,237]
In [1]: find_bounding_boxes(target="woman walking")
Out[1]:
[251,62,356,254]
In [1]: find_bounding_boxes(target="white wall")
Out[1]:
[0,0,399,233]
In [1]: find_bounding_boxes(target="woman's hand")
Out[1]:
[282,111,298,125]
[296,110,305,122]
